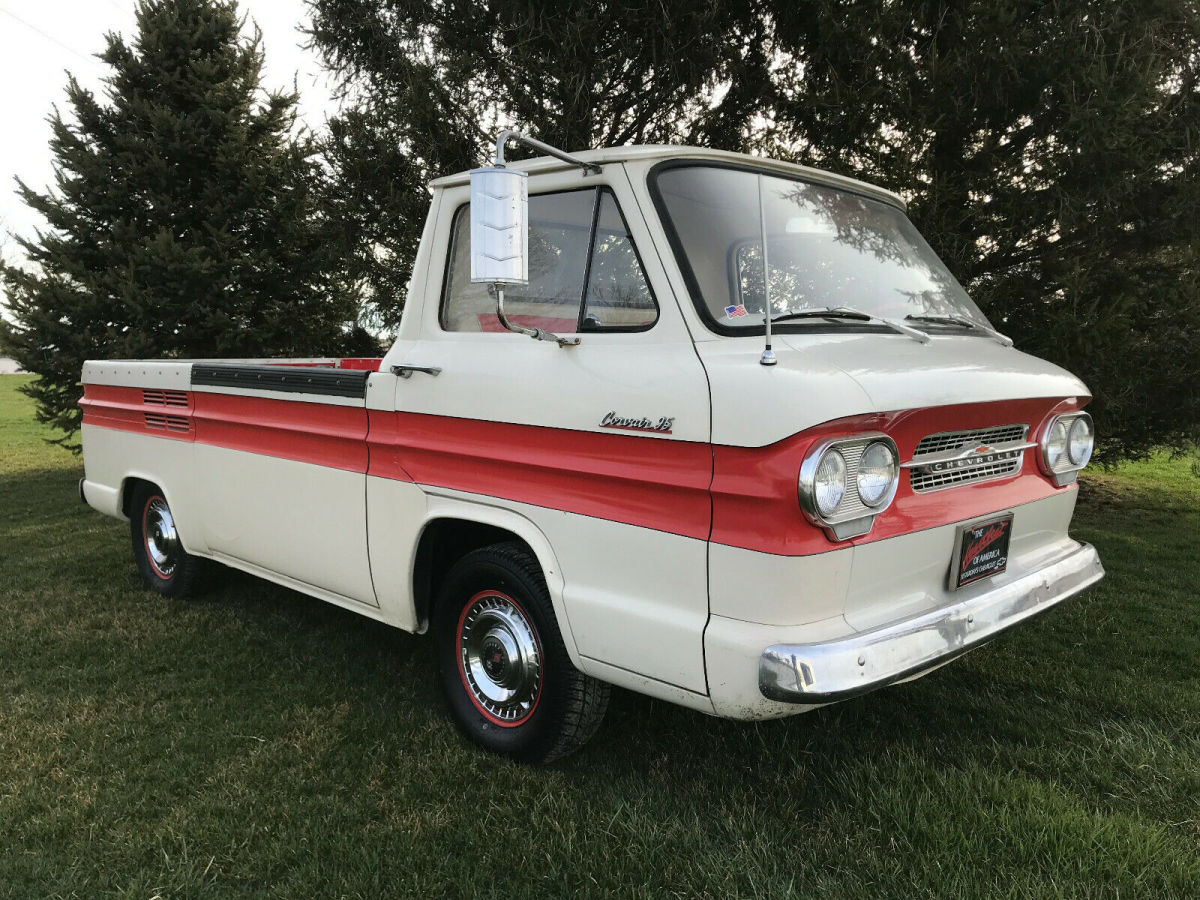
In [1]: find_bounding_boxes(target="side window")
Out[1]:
[441,189,657,333]
[581,192,656,330]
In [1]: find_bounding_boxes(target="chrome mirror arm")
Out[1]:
[491,284,580,348]
[494,130,601,176]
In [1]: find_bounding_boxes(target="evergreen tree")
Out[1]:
[309,0,1199,461]
[1,0,367,447]
[308,0,764,331]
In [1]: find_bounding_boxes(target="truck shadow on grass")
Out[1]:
[184,559,1021,781]
[193,558,1169,815]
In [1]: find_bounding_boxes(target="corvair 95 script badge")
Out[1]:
[599,411,674,434]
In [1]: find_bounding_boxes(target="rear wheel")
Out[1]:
[433,542,609,764]
[130,483,206,598]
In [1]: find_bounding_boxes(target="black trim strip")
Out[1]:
[191,364,370,399]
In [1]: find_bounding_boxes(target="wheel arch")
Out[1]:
[120,474,158,519]
[122,472,184,517]
[117,473,204,554]
[411,499,581,665]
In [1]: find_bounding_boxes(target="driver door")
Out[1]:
[374,171,713,694]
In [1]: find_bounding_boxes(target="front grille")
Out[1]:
[142,388,189,407]
[914,424,1027,457]
[909,423,1029,493]
[144,412,191,434]
[910,459,1022,492]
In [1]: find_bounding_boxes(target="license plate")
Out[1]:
[950,513,1014,590]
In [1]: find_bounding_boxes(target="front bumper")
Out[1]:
[759,542,1103,703]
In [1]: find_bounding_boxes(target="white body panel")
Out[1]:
[694,333,1089,447]
[83,361,194,389]
[368,164,714,692]
[414,486,711,694]
[81,424,200,534]
[364,476,430,630]
[194,445,377,606]
[705,489,1085,719]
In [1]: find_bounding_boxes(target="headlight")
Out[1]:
[813,449,847,516]
[1044,418,1068,468]
[1068,416,1093,466]
[1039,412,1094,486]
[799,433,900,541]
[856,441,897,507]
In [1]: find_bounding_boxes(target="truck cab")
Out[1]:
[80,141,1103,762]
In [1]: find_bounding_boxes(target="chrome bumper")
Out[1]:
[759,543,1104,703]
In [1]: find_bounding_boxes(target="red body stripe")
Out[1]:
[81,384,1084,556]
[335,358,383,371]
[192,392,368,473]
[81,385,368,471]
[262,358,382,370]
[711,397,1082,555]
[367,411,713,541]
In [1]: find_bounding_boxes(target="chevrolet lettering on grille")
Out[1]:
[902,439,1037,478]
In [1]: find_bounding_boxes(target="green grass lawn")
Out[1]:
[1,374,1197,899]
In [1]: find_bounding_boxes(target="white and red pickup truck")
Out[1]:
[80,134,1104,763]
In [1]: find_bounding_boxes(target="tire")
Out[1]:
[432,542,610,764]
[130,482,206,599]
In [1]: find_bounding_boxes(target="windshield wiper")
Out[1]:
[771,308,870,323]
[904,314,1013,347]
[772,306,929,344]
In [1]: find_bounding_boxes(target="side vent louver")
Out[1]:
[144,412,191,434]
[142,389,189,407]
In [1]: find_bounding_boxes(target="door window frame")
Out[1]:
[438,186,660,335]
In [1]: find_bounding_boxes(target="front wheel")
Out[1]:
[433,542,609,764]
[130,482,206,599]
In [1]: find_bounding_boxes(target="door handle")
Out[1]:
[391,364,443,379]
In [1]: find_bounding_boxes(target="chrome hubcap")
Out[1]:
[145,498,180,577]
[459,593,541,724]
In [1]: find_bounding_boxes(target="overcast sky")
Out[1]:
[0,0,339,274]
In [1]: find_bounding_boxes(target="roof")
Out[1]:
[428,144,906,210]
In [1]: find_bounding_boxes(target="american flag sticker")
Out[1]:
[724,305,748,319]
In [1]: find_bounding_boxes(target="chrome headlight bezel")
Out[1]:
[798,433,900,541]
[1038,411,1094,485]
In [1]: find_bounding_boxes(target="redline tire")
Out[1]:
[130,483,206,599]
[433,542,610,764]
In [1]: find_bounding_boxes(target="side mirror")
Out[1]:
[469,167,528,285]
[467,164,579,348]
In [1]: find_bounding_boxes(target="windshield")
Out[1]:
[651,164,991,333]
